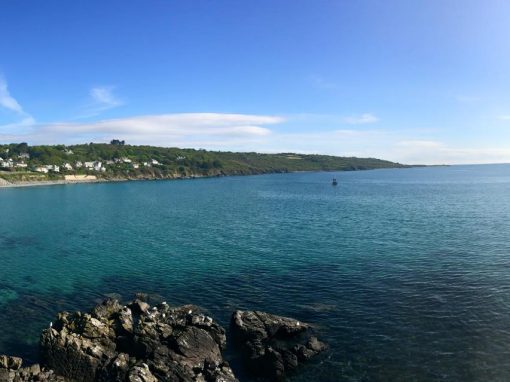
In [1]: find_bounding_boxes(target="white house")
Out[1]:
[18,153,30,160]
[1,159,14,168]
[84,161,95,169]
[15,162,28,168]
[63,163,73,170]
[93,162,102,171]
[35,167,49,174]
[151,159,160,165]
[46,165,60,173]
[132,163,140,169]
[75,161,83,168]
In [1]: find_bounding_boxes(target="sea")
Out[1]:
[1,164,510,381]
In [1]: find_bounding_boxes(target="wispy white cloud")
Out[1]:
[456,95,481,103]
[4,113,281,147]
[343,113,379,125]
[4,112,510,165]
[308,74,336,90]
[75,86,123,119]
[1,78,508,165]
[397,140,444,149]
[0,77,25,115]
[391,140,510,165]
[90,86,122,109]
[0,76,35,133]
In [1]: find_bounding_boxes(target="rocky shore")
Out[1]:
[0,297,326,381]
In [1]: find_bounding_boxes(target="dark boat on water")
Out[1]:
[332,178,338,186]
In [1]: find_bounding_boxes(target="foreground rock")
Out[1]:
[0,355,67,381]
[231,310,327,380]
[40,298,238,382]
[1,298,326,381]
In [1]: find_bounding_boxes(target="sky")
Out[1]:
[1,0,510,164]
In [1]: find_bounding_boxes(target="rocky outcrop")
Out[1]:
[0,355,67,381]
[230,310,327,380]
[40,298,238,382]
[1,298,326,381]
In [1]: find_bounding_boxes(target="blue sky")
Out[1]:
[1,0,510,164]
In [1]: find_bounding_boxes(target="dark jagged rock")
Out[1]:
[230,310,327,380]
[39,299,238,382]
[1,298,326,381]
[0,355,67,382]
[0,355,22,371]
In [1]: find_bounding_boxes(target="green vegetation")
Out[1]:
[0,142,409,183]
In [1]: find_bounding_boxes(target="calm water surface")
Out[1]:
[1,165,510,381]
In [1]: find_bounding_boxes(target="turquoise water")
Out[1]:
[2,165,510,381]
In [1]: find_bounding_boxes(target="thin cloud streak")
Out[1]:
[4,113,281,147]
[0,77,25,115]
[0,76,36,133]
[75,86,124,119]
[3,110,510,165]
[308,74,337,90]
[90,86,122,109]
[343,113,379,125]
[456,95,481,103]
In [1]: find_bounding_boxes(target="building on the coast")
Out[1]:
[15,162,28,168]
[45,165,60,173]
[75,161,83,168]
[132,163,140,169]
[35,166,49,173]
[84,161,95,169]
[151,159,160,165]
[122,158,132,163]
[93,162,102,171]
[18,153,30,160]
[63,163,73,171]
[1,159,14,168]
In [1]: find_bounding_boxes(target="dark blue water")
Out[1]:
[1,165,510,381]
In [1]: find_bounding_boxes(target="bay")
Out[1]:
[1,165,510,381]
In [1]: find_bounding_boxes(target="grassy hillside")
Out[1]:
[0,142,408,182]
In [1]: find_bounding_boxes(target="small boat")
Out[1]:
[332,178,338,186]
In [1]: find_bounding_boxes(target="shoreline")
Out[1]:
[0,175,220,189]
[0,166,421,189]
[0,179,107,188]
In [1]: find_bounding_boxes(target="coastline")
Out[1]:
[0,174,215,189]
[0,179,106,188]
[0,168,396,189]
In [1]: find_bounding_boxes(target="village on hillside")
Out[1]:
[0,141,406,184]
[0,150,162,174]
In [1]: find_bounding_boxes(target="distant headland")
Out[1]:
[0,141,410,187]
